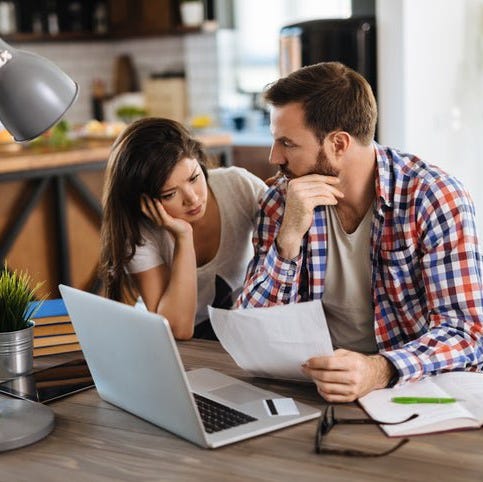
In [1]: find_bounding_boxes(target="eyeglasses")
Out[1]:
[315,405,418,457]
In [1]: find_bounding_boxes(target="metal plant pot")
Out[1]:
[0,321,34,381]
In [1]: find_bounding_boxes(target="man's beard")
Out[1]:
[280,146,339,179]
[312,146,340,177]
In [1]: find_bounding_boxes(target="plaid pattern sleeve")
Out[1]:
[236,179,303,307]
[373,147,483,384]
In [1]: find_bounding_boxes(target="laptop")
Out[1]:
[59,285,320,448]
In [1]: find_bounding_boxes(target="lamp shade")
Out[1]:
[0,39,78,142]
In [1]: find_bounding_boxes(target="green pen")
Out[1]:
[391,397,457,404]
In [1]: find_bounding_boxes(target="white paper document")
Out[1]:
[208,301,333,381]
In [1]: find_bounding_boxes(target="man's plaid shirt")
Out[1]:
[237,143,483,384]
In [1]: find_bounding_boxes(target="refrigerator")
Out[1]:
[279,17,377,99]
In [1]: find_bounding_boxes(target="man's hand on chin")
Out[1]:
[302,349,396,403]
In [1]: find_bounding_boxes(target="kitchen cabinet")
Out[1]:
[108,0,179,37]
[0,141,107,299]
[233,145,276,182]
[11,0,109,40]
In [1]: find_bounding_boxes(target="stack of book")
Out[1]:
[29,299,82,357]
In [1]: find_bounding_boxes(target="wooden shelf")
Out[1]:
[4,27,204,44]
[6,0,206,44]
[3,32,111,43]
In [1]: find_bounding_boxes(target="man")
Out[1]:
[236,62,483,402]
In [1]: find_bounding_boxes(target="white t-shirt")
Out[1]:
[127,167,267,325]
[322,204,377,354]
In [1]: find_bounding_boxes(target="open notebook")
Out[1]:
[359,371,483,436]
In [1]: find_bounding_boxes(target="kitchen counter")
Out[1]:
[0,141,114,175]
[0,131,233,174]
[231,128,272,147]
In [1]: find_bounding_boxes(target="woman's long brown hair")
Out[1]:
[99,117,208,302]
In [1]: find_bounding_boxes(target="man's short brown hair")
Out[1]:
[263,62,377,145]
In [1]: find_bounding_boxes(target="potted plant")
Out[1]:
[0,264,43,381]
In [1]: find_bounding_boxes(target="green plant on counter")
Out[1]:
[115,105,147,123]
[28,119,72,149]
[48,119,71,148]
[0,263,44,332]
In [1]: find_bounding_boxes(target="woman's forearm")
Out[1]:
[156,232,197,339]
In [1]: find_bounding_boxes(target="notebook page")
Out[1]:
[359,376,477,436]
[433,372,483,423]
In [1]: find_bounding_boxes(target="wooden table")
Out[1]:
[1,340,482,481]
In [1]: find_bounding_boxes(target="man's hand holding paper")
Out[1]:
[208,300,333,381]
[302,350,396,402]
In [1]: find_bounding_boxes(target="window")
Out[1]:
[233,0,351,94]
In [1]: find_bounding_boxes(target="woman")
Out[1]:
[100,117,266,340]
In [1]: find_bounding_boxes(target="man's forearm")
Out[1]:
[275,225,303,260]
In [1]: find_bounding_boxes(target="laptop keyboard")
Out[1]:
[193,393,258,433]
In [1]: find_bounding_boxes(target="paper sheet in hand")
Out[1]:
[208,301,333,381]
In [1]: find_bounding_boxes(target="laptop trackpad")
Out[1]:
[209,384,264,404]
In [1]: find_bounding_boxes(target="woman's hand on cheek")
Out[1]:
[141,195,193,238]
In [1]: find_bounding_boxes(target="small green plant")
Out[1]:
[29,119,72,149]
[0,264,44,333]
[115,105,147,123]
[48,119,72,148]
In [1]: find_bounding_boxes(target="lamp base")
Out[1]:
[0,398,55,452]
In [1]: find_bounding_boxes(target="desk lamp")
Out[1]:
[0,38,78,141]
[0,38,78,451]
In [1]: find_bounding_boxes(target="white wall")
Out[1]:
[184,33,219,120]
[377,0,483,238]
[13,34,219,125]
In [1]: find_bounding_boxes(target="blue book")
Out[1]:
[28,299,68,318]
